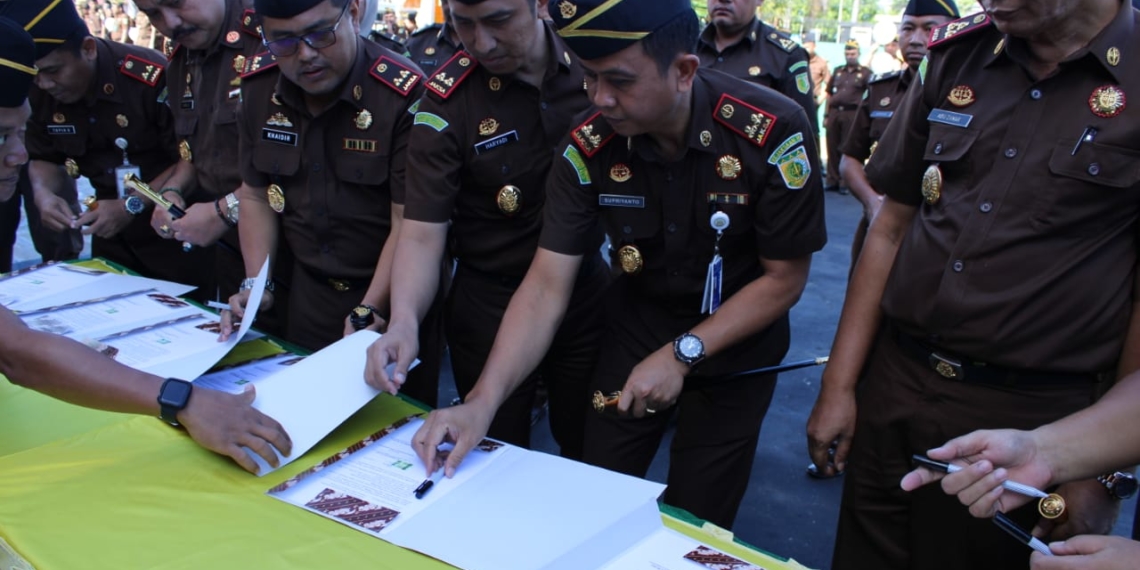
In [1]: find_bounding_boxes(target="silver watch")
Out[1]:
[239,278,275,293]
[224,192,240,224]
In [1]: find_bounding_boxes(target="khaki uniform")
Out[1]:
[824,62,870,187]
[809,52,831,107]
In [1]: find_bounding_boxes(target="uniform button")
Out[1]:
[1004,148,1017,159]
[1088,163,1101,176]
[540,102,548,110]
[933,143,943,155]
[666,222,677,233]
[979,201,993,213]
[952,260,964,272]
[717,57,724,62]
[1030,89,1042,100]
[622,225,632,234]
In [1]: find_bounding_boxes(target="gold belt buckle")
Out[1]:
[928,353,963,380]
[328,278,351,292]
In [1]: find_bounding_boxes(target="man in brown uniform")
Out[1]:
[407,0,825,528]
[823,39,869,193]
[697,0,817,133]
[364,0,608,453]
[11,0,208,291]
[404,0,460,75]
[806,1,1139,568]
[223,0,441,405]
[838,0,957,263]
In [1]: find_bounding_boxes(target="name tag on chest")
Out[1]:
[474,130,518,155]
[869,110,894,119]
[927,109,973,128]
[47,125,77,135]
[598,194,646,208]
[262,128,298,146]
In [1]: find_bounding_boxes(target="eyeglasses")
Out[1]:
[261,2,350,58]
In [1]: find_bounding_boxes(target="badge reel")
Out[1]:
[114,137,142,198]
[701,211,730,315]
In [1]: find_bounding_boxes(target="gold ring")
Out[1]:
[160,224,171,234]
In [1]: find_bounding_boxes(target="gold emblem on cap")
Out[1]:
[1038,494,1066,520]
[564,51,571,65]
[116,114,129,128]
[921,164,943,205]
[879,97,890,107]
[748,66,761,77]
[489,77,502,91]
[717,155,742,181]
[617,245,643,275]
[267,112,293,127]
[1088,85,1126,118]
[459,57,472,67]
[103,83,115,95]
[355,109,373,130]
[233,55,246,75]
[353,85,362,101]
[64,158,80,179]
[558,0,577,19]
[52,112,65,124]
[496,185,521,216]
[1107,47,1120,66]
[226,31,240,43]
[935,360,957,378]
[700,130,712,147]
[720,104,735,119]
[179,140,192,163]
[425,47,436,56]
[947,85,976,107]
[609,163,631,183]
[267,184,286,213]
[478,118,500,136]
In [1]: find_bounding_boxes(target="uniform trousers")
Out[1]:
[582,278,781,529]
[832,324,1101,570]
[447,254,609,457]
[825,109,858,188]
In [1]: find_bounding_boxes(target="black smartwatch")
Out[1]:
[157,378,193,426]
[1098,471,1138,500]
[349,304,379,331]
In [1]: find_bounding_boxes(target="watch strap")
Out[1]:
[157,378,193,426]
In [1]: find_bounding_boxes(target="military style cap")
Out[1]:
[255,0,329,19]
[551,0,693,61]
[904,0,960,18]
[0,0,89,60]
[844,39,860,49]
[0,16,37,107]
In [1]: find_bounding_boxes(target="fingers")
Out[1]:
[241,432,281,469]
[364,340,398,394]
[218,310,235,340]
[899,467,945,492]
[833,433,853,472]
[926,432,988,463]
[412,416,448,476]
[445,431,478,478]
[225,443,261,474]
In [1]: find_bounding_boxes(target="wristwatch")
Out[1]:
[673,332,705,366]
[1097,471,1138,500]
[239,277,275,293]
[124,195,145,216]
[224,192,240,225]
[349,304,378,331]
[157,378,193,426]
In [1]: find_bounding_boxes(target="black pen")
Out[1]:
[1071,126,1098,156]
[993,512,1052,556]
[910,455,1049,498]
[413,469,444,499]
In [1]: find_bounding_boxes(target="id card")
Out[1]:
[114,164,141,198]
[701,254,723,314]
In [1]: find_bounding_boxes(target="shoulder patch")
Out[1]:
[120,54,164,87]
[413,112,449,132]
[562,145,591,185]
[570,112,616,158]
[765,31,797,53]
[713,94,777,148]
[241,51,278,78]
[425,51,478,99]
[241,9,260,37]
[370,56,422,97]
[929,12,992,48]
[869,70,903,84]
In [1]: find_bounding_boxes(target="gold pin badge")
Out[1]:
[125,61,134,70]
[179,140,192,162]
[478,118,499,136]
[489,77,502,91]
[1038,493,1066,520]
[425,46,436,56]
[558,0,577,19]
[52,112,65,124]
[947,85,976,107]
[64,158,80,178]
[617,244,643,275]
[353,85,362,101]
[879,97,891,107]
[226,31,240,43]
[609,163,631,183]
[921,164,943,205]
[700,130,712,147]
[355,109,373,130]
[973,13,986,23]
[1107,47,1120,67]
[267,184,286,213]
[103,83,115,95]
[233,55,246,75]
[720,104,735,119]
[748,66,761,77]
[769,33,778,39]
[186,72,192,84]
[496,185,521,216]
[717,155,742,181]
[459,57,472,67]
[1088,85,1126,118]
[267,112,293,127]
[116,114,129,128]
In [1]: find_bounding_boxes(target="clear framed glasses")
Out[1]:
[261,1,350,58]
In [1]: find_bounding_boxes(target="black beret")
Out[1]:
[551,0,693,61]
[903,0,960,18]
[0,16,37,107]
[255,0,329,20]
[0,0,89,61]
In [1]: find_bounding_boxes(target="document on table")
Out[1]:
[19,289,200,340]
[0,262,194,311]
[194,354,307,394]
[599,526,769,570]
[268,416,669,570]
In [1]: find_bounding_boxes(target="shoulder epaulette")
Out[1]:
[425,51,478,100]
[167,42,182,62]
[370,56,422,97]
[713,94,777,148]
[120,54,164,87]
[241,51,277,78]
[763,30,798,53]
[570,112,616,158]
[869,70,903,84]
[929,12,991,48]
[241,9,260,37]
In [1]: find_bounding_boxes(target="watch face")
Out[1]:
[1116,476,1138,499]
[159,379,193,408]
[679,335,702,358]
[125,196,144,215]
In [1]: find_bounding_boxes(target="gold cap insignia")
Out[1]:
[64,158,80,179]
[489,77,502,91]
[267,184,286,213]
[103,83,115,95]
[879,97,890,107]
[994,38,1005,55]
[478,117,500,136]
[52,113,65,124]
[233,55,246,75]
[609,163,631,183]
[921,164,943,205]
[717,155,742,181]
[947,85,975,107]
[617,244,643,275]
[1107,47,1120,67]
[748,66,761,76]
[116,114,129,128]
[720,104,735,119]
[179,140,192,163]
[425,47,436,56]
[353,85,362,101]
[1088,85,1125,118]
[700,130,712,147]
[225,31,240,43]
[267,112,293,127]
[355,109,373,130]
[558,0,577,19]
[497,185,521,215]
[1039,493,1066,520]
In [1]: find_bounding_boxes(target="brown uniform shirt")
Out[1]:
[540,69,827,375]
[827,63,870,110]
[867,7,1140,372]
[404,23,461,75]
[809,53,831,106]
[404,24,590,278]
[840,68,909,163]
[239,39,423,280]
[697,18,818,133]
[167,0,260,201]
